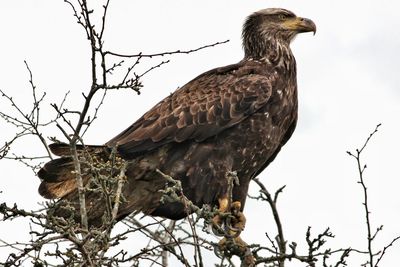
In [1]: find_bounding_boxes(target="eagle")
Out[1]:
[38,8,315,233]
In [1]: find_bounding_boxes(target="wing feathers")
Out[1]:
[107,61,275,157]
[175,125,196,142]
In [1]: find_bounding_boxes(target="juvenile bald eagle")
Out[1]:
[38,8,315,228]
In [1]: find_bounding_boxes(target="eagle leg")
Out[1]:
[211,197,229,236]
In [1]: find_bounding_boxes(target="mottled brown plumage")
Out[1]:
[38,8,316,227]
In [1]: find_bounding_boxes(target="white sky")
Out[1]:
[1,0,399,266]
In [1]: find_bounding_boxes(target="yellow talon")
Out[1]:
[212,199,255,266]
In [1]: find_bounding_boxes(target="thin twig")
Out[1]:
[105,40,229,58]
[347,123,382,267]
[252,177,286,266]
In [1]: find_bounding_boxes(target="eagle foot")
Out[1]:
[211,200,246,238]
[215,236,255,267]
[212,200,254,265]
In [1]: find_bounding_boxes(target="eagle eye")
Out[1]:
[278,14,286,20]
[277,13,293,20]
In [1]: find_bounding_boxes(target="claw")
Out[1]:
[212,215,241,238]
[211,222,226,236]
[225,215,242,232]
[211,199,246,238]
[224,202,245,238]
[211,199,255,267]
[225,229,241,239]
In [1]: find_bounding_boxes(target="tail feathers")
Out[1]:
[38,143,109,199]
[39,178,78,199]
[48,143,71,156]
[48,143,106,157]
[38,143,144,228]
[38,157,74,182]
[38,157,80,199]
[48,191,132,228]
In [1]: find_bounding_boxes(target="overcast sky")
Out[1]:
[1,0,400,266]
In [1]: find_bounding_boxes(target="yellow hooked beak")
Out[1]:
[283,16,316,35]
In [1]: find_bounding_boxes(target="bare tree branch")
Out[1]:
[104,40,230,58]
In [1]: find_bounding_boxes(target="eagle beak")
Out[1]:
[284,17,317,35]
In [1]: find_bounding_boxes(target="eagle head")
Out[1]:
[242,8,316,59]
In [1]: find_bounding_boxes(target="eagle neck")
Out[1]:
[244,35,294,70]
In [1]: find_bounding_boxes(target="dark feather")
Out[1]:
[107,67,274,158]
[38,157,74,183]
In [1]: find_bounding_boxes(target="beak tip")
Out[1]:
[296,17,317,36]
